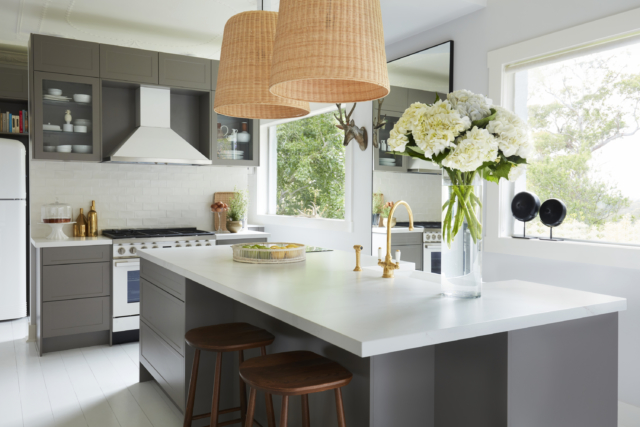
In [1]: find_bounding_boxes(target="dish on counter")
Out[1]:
[232,242,306,264]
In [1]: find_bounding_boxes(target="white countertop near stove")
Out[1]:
[215,230,271,240]
[137,246,626,358]
[372,226,425,234]
[31,236,113,248]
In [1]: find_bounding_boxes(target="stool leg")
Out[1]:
[280,396,289,427]
[239,350,247,426]
[261,346,276,427]
[210,352,223,427]
[335,388,346,427]
[301,395,310,427]
[183,349,201,427]
[245,388,257,427]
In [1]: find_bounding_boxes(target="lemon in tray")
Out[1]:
[233,242,305,263]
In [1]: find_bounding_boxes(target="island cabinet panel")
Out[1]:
[216,237,267,246]
[140,278,186,355]
[43,262,110,302]
[32,35,100,77]
[100,45,159,84]
[0,66,28,100]
[159,53,211,90]
[42,245,111,265]
[140,259,186,301]
[42,296,110,338]
[140,321,185,410]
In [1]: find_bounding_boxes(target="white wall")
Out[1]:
[387,0,640,409]
[373,171,441,222]
[30,161,248,238]
[249,102,374,254]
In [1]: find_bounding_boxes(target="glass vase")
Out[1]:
[441,173,483,298]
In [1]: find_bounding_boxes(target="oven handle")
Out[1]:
[114,260,140,267]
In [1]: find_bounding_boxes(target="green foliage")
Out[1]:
[526,54,638,226]
[276,111,346,219]
[227,186,248,222]
[372,193,384,214]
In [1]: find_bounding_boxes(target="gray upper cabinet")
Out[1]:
[159,53,211,90]
[211,92,260,166]
[32,35,100,77]
[100,45,158,84]
[0,66,28,100]
[211,59,219,90]
[408,88,438,105]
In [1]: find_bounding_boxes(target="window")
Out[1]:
[511,39,640,245]
[268,108,346,220]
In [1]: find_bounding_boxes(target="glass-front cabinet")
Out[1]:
[211,108,260,166]
[32,71,101,161]
[373,112,408,172]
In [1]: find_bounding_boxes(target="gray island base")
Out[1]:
[137,247,625,427]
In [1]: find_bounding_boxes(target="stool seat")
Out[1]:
[240,351,353,396]
[185,322,275,352]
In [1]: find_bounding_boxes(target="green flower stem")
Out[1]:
[452,186,481,245]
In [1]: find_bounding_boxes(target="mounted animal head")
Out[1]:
[335,103,368,151]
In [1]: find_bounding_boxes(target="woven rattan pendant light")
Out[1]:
[269,0,390,103]
[214,10,310,119]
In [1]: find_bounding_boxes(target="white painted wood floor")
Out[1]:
[0,317,183,427]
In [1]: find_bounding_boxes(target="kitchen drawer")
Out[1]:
[159,53,211,90]
[32,35,100,77]
[216,237,267,246]
[140,321,185,409]
[42,245,111,266]
[42,297,110,338]
[43,262,110,302]
[141,278,185,355]
[390,233,423,246]
[100,45,158,84]
[140,259,186,301]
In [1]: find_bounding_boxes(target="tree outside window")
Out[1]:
[516,41,640,244]
[274,110,346,220]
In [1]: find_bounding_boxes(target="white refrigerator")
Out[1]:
[0,138,27,321]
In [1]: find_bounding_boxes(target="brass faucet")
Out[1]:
[353,245,363,271]
[378,201,414,278]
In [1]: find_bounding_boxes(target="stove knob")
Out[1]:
[205,243,212,246]
[186,244,192,247]
[118,247,126,255]
[437,234,441,240]
[152,246,158,249]
[129,247,137,255]
[175,244,182,248]
[196,243,201,247]
[141,246,147,250]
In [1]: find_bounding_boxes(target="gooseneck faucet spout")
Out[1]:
[378,201,414,278]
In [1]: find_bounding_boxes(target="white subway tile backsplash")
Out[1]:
[373,171,441,222]
[30,161,247,237]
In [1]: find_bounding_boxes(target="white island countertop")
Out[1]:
[138,247,626,357]
[214,230,270,241]
[31,236,113,248]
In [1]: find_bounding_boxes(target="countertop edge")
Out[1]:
[30,236,113,248]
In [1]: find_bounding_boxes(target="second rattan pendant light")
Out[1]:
[214,11,310,119]
[269,0,390,103]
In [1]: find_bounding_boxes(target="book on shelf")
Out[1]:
[0,110,28,134]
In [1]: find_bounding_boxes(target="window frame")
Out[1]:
[486,7,640,270]
[253,104,354,233]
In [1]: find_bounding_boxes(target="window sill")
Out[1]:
[484,235,640,270]
[254,214,353,233]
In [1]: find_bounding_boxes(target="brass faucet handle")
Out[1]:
[353,245,363,272]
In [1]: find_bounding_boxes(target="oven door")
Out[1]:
[423,244,441,274]
[113,259,140,317]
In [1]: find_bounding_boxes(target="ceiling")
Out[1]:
[0,0,484,66]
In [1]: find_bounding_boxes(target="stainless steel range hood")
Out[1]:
[104,87,212,165]
[408,157,441,174]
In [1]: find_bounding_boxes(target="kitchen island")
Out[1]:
[138,246,625,427]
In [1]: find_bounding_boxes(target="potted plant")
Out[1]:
[372,193,384,226]
[226,187,248,233]
[380,201,396,228]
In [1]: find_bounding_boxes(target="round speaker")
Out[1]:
[539,198,567,227]
[511,191,541,222]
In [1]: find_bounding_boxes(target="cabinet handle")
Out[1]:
[115,261,140,267]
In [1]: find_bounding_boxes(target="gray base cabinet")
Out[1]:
[33,244,112,355]
[372,232,423,271]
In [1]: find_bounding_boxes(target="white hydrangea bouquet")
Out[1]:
[387,90,531,247]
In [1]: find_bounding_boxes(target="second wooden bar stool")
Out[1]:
[183,323,276,427]
[239,351,353,427]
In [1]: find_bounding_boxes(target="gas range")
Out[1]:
[395,222,442,243]
[102,227,216,258]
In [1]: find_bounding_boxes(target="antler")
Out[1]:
[334,104,346,128]
[345,102,357,122]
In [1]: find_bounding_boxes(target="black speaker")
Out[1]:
[539,198,567,240]
[511,191,540,239]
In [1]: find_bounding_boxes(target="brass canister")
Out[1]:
[87,200,98,237]
[73,208,88,237]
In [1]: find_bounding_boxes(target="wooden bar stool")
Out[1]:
[183,323,276,427]
[239,351,353,427]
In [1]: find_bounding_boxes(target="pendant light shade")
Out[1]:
[214,11,310,119]
[269,0,390,103]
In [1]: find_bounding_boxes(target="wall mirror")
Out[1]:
[371,40,453,273]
